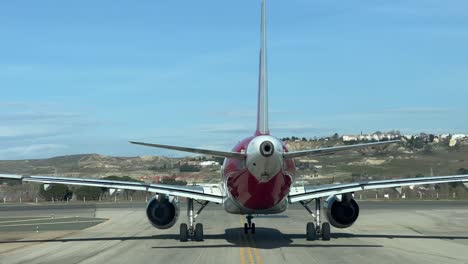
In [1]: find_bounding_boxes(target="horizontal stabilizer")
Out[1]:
[129,141,245,159]
[284,140,401,159]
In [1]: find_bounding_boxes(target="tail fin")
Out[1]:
[256,0,269,135]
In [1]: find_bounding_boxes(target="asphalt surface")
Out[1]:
[0,201,468,264]
[0,216,107,232]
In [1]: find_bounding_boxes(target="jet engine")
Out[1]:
[146,195,179,229]
[323,193,359,229]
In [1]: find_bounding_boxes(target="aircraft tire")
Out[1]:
[194,223,204,241]
[180,223,188,242]
[306,222,316,241]
[321,222,331,241]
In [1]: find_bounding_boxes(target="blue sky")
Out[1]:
[1,0,467,159]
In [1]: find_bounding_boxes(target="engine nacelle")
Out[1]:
[323,193,359,229]
[146,195,179,229]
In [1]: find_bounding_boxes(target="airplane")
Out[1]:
[1,0,468,242]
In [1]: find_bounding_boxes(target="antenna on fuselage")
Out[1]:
[256,0,269,135]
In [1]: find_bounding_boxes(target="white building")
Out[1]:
[449,138,458,147]
[452,134,466,140]
[199,161,219,167]
[440,134,451,140]
[342,135,358,142]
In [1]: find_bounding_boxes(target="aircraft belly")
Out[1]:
[223,196,288,215]
[226,169,292,211]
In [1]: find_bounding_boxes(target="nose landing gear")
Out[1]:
[243,215,256,234]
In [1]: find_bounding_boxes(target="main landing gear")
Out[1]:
[243,214,256,234]
[300,198,331,241]
[180,199,209,242]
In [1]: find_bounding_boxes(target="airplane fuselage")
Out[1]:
[222,134,296,214]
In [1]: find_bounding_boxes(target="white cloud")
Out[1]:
[199,124,253,134]
[0,125,62,138]
[0,144,68,160]
[384,107,452,114]
[368,3,465,19]
[270,122,331,133]
[198,122,331,135]
[0,101,62,111]
[209,109,294,118]
[0,101,95,141]
[0,112,80,122]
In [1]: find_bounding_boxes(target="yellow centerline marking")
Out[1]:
[249,237,263,264]
[244,239,255,264]
[239,233,246,264]
[239,216,262,264]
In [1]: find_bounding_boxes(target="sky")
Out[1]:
[1,0,468,159]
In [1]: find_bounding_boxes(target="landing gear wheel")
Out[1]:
[194,223,204,241]
[244,223,249,234]
[306,222,316,241]
[251,223,256,234]
[321,222,331,241]
[180,223,188,242]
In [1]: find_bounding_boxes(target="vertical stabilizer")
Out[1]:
[256,0,269,135]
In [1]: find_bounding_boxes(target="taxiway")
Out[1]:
[1,201,468,264]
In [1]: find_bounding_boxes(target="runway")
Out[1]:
[1,201,468,264]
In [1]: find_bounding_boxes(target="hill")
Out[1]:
[0,154,174,178]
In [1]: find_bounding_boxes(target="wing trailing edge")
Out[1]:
[0,174,224,203]
[289,174,468,203]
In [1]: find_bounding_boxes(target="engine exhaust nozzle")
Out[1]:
[260,141,274,157]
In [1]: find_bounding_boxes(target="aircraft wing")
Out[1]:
[288,174,468,203]
[0,174,224,203]
[284,140,401,159]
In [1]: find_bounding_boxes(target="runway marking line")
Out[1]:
[0,216,73,224]
[249,237,263,264]
[0,220,106,228]
[244,240,255,264]
[0,216,51,219]
[239,232,246,264]
[239,216,262,264]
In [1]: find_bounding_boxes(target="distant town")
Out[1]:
[282,131,467,147]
